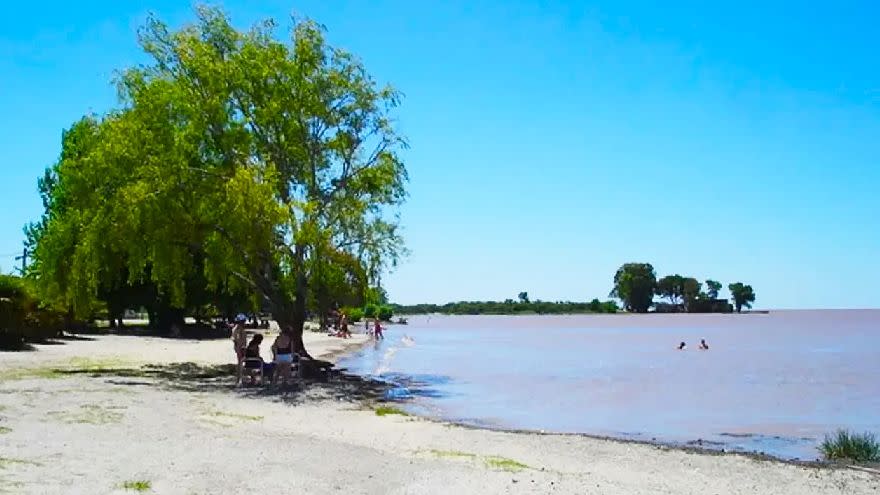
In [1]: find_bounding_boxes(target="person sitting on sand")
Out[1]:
[272,327,298,385]
[240,334,274,385]
[698,339,709,350]
[677,341,687,350]
[231,315,247,364]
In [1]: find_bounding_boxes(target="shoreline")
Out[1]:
[1,334,877,494]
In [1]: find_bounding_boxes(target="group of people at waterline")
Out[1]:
[230,313,387,386]
[332,311,384,340]
[678,339,710,350]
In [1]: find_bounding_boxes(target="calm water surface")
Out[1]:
[338,311,880,460]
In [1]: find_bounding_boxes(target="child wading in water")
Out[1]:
[374,319,384,340]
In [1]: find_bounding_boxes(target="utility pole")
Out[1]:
[14,247,28,275]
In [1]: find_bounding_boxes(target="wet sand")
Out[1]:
[0,331,877,494]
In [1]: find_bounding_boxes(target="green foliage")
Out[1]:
[655,274,701,310]
[484,456,530,472]
[310,248,368,323]
[819,430,880,463]
[377,305,394,321]
[28,6,408,343]
[728,282,756,312]
[363,303,378,318]
[681,277,702,310]
[121,480,152,492]
[343,307,364,322]
[393,299,618,315]
[705,279,722,299]
[656,274,685,304]
[517,291,529,304]
[0,274,68,349]
[365,287,388,306]
[375,405,409,416]
[610,263,656,313]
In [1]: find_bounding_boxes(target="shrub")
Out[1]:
[377,305,394,321]
[0,274,68,349]
[600,301,619,313]
[363,303,378,318]
[819,429,880,463]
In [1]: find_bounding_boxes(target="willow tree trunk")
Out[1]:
[271,243,312,359]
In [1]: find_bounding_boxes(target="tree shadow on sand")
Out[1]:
[56,361,393,406]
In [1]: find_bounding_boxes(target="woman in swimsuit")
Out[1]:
[231,315,247,364]
[272,327,297,385]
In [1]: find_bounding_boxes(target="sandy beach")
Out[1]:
[0,331,877,495]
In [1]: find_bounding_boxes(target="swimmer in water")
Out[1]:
[699,339,709,350]
[677,341,687,350]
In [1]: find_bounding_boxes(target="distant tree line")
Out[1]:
[610,263,756,313]
[392,292,619,316]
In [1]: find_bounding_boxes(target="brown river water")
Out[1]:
[340,310,880,460]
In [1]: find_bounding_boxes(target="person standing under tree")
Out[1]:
[231,314,247,364]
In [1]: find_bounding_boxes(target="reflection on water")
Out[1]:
[337,311,880,460]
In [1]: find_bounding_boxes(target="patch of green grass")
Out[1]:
[0,457,41,468]
[0,357,144,383]
[484,456,530,472]
[46,404,124,425]
[819,429,880,463]
[0,367,65,382]
[0,427,10,435]
[427,449,478,460]
[121,480,152,492]
[375,405,410,417]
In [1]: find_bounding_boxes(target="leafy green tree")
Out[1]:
[29,7,408,354]
[728,283,756,312]
[681,277,702,311]
[363,303,378,318]
[610,263,656,313]
[309,246,368,329]
[656,274,685,304]
[518,292,529,304]
[705,279,722,299]
[377,305,394,321]
[365,287,388,306]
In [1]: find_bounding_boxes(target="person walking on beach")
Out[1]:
[677,341,687,350]
[699,339,709,350]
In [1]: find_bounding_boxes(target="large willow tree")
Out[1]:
[30,6,407,352]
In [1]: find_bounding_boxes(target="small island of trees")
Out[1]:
[394,263,756,315]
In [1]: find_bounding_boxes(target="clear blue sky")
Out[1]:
[2,1,879,309]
